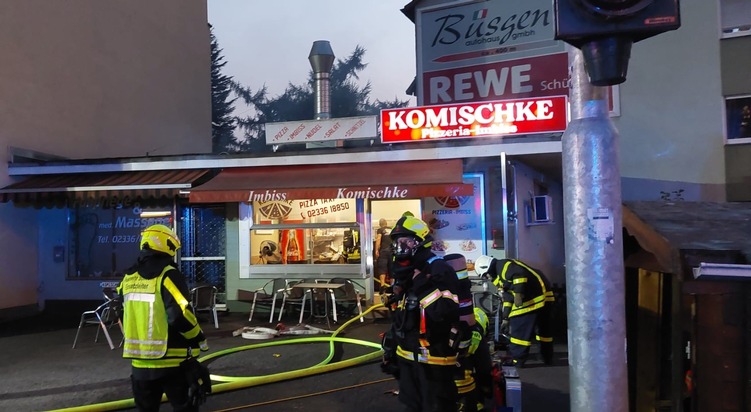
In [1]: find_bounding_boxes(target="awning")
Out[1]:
[0,169,212,207]
[189,159,474,203]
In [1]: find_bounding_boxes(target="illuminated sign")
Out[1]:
[189,184,475,203]
[380,96,568,143]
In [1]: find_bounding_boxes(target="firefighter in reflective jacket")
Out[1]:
[381,216,462,412]
[117,224,209,411]
[455,307,493,412]
[474,256,555,367]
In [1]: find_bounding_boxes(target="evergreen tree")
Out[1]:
[231,46,409,153]
[210,27,237,153]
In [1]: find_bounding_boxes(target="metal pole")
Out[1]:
[562,44,628,411]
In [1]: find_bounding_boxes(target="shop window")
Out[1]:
[725,95,751,143]
[249,199,361,266]
[67,206,173,279]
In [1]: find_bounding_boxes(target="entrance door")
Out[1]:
[179,205,227,298]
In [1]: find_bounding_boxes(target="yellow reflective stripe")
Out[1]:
[163,273,203,341]
[513,278,527,284]
[132,357,184,368]
[420,289,443,307]
[455,371,476,394]
[503,301,512,308]
[163,275,200,326]
[500,260,513,283]
[537,335,553,343]
[510,336,532,346]
[512,259,553,301]
[396,346,458,366]
[184,324,203,340]
[420,289,459,308]
[509,301,545,316]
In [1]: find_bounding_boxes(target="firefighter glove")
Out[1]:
[181,357,212,406]
[468,329,483,355]
[513,292,524,308]
[500,319,510,334]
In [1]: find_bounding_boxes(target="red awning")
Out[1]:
[0,169,212,207]
[189,159,473,203]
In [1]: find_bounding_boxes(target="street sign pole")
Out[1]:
[562,44,629,411]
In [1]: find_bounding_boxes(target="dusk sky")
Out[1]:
[208,0,418,109]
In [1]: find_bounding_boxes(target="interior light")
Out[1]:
[140,211,172,218]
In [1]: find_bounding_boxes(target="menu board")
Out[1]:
[423,174,485,271]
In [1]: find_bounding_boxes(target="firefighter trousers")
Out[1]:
[397,357,458,412]
[507,305,553,365]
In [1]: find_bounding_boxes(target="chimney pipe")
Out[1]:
[309,40,335,120]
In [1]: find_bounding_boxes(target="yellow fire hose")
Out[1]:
[50,304,386,412]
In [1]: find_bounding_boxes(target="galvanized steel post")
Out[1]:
[562,44,629,411]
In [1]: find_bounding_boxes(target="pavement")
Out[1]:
[0,301,570,411]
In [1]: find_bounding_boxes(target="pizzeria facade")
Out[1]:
[0,137,566,308]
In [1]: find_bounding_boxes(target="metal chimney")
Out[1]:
[308,40,335,120]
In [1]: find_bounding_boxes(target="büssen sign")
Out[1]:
[380,96,568,144]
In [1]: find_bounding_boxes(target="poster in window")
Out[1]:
[422,174,485,271]
[280,228,306,264]
[68,207,172,278]
[726,95,751,141]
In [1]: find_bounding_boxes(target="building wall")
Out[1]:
[0,0,210,314]
[511,161,566,286]
[0,205,38,318]
[615,0,727,202]
[0,0,211,164]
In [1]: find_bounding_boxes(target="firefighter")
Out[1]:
[456,307,493,412]
[474,256,555,368]
[380,215,462,412]
[117,224,210,411]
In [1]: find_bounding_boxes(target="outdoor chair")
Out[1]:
[190,285,219,329]
[329,278,364,323]
[278,280,313,323]
[239,278,286,323]
[72,288,123,350]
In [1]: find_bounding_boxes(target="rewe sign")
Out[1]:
[381,96,568,143]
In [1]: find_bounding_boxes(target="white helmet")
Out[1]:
[474,255,494,277]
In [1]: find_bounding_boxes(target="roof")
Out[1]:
[623,201,751,275]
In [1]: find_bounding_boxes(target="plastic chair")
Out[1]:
[72,289,123,350]
[329,278,364,323]
[191,285,219,329]
[240,278,287,323]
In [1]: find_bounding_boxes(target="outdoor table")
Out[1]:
[292,282,344,325]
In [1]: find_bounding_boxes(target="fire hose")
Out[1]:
[49,304,386,412]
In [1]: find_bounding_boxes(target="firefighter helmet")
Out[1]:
[474,255,494,278]
[140,224,181,257]
[474,307,489,336]
[389,215,432,259]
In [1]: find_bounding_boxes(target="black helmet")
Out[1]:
[389,216,432,261]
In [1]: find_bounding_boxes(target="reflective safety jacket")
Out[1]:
[493,259,554,319]
[393,256,461,365]
[118,263,205,370]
